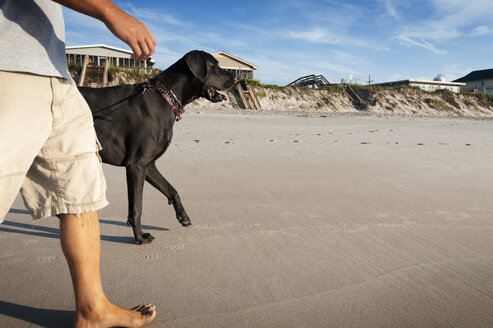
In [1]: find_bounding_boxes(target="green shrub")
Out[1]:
[108,66,159,77]
[245,79,262,86]
[321,84,344,92]
[425,98,446,106]
[348,84,384,92]
[67,63,82,74]
[319,94,330,103]
[262,84,282,89]
[244,79,281,89]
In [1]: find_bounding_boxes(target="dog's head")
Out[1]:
[184,50,235,102]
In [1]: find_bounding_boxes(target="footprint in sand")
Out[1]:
[36,255,57,263]
[23,239,39,246]
[165,243,188,252]
[144,254,161,261]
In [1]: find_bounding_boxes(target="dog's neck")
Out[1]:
[152,62,203,107]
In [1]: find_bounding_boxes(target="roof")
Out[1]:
[66,44,132,55]
[408,79,465,86]
[212,51,259,70]
[453,69,493,82]
[374,79,465,87]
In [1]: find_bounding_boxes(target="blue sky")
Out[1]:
[63,0,493,85]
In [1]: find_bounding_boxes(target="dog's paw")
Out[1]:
[177,212,192,227]
[136,233,155,245]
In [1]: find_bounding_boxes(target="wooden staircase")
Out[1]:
[343,83,366,109]
[78,56,109,88]
[234,80,261,110]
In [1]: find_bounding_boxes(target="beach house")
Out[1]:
[66,44,151,69]
[453,69,493,95]
[212,51,259,80]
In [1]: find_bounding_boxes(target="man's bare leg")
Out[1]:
[59,211,156,328]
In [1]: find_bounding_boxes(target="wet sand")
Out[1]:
[1,113,493,327]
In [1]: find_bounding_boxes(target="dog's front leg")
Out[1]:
[145,162,191,227]
[126,164,155,244]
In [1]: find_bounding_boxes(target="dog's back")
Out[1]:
[79,84,139,114]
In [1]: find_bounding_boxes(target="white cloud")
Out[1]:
[62,8,107,33]
[287,28,341,44]
[471,25,491,36]
[394,35,444,54]
[122,3,187,27]
[323,0,359,11]
[391,0,493,53]
[378,0,400,19]
[286,27,388,51]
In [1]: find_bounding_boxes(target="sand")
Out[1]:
[1,113,492,327]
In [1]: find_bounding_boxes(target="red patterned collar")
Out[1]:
[142,79,184,121]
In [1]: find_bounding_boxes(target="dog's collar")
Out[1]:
[142,79,184,121]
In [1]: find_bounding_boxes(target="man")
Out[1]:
[0,0,157,326]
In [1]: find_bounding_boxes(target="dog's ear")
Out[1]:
[185,51,208,81]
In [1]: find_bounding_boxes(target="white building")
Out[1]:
[66,44,151,69]
[372,76,465,93]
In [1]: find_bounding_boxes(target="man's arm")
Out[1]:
[53,0,156,61]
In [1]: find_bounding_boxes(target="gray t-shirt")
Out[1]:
[0,0,70,79]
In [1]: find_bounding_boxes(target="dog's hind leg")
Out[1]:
[145,162,192,227]
[126,164,155,244]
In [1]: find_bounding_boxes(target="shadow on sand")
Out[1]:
[1,210,169,244]
[0,300,73,328]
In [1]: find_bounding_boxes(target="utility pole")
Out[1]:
[367,74,374,85]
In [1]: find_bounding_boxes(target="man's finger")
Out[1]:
[130,41,142,61]
[136,40,150,61]
[145,38,155,58]
[149,32,157,47]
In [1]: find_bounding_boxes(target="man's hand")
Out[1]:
[103,9,156,61]
[53,0,156,61]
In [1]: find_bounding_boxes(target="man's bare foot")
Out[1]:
[74,299,156,328]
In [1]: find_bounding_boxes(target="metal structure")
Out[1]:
[288,74,330,88]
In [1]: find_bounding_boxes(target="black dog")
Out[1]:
[79,50,235,244]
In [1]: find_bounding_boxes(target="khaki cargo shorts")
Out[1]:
[0,70,108,222]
